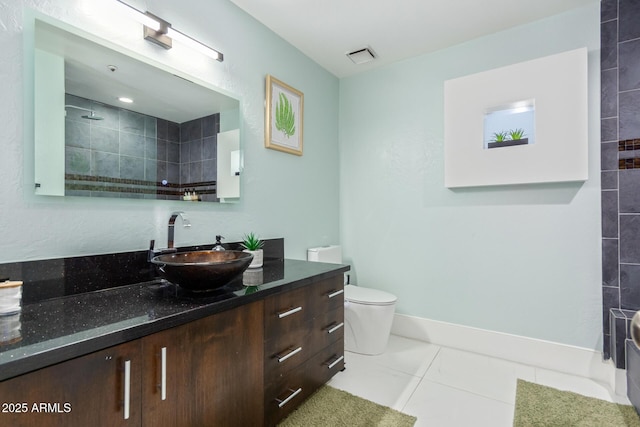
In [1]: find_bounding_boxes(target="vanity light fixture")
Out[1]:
[118,97,134,103]
[115,0,224,62]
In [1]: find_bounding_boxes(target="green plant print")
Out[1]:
[275,92,296,138]
[509,128,526,140]
[491,131,508,142]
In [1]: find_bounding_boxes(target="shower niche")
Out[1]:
[31,14,241,202]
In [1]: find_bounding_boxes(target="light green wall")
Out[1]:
[1,0,340,262]
[339,4,602,349]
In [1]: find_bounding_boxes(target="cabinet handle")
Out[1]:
[327,355,344,370]
[123,360,131,420]
[161,347,167,401]
[276,387,302,408]
[327,322,344,334]
[328,289,344,299]
[278,306,302,318]
[277,346,302,363]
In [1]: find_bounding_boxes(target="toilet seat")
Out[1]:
[345,285,397,306]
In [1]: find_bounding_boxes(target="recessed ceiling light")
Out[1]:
[347,47,376,65]
[118,97,134,103]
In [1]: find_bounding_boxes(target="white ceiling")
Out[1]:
[230,0,596,78]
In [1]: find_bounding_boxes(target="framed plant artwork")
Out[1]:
[265,75,304,155]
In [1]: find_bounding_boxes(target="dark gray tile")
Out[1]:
[203,114,219,137]
[620,0,640,42]
[620,91,640,140]
[157,119,168,140]
[180,144,189,167]
[621,263,640,309]
[180,163,190,185]
[620,170,640,212]
[157,140,167,162]
[90,127,119,154]
[601,118,618,143]
[189,161,202,183]
[92,151,119,178]
[620,215,640,263]
[168,142,180,163]
[145,137,157,160]
[601,141,618,171]
[601,69,618,118]
[180,119,202,143]
[156,161,167,181]
[144,116,157,138]
[120,156,145,180]
[604,333,611,360]
[65,119,90,149]
[203,136,217,160]
[602,190,619,238]
[120,110,145,135]
[167,163,179,185]
[620,39,640,91]
[601,0,617,22]
[603,286,620,332]
[601,20,618,70]
[145,158,157,182]
[65,147,91,175]
[168,121,180,142]
[120,132,145,157]
[602,171,618,190]
[603,239,620,287]
[613,315,628,368]
[189,140,203,162]
[202,159,217,181]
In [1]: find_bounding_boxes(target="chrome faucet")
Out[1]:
[168,211,191,249]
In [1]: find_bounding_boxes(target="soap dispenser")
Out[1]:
[212,235,226,251]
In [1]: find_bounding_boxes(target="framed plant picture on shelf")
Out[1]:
[265,75,304,155]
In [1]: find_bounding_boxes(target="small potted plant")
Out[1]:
[487,129,528,149]
[241,232,264,268]
[508,128,527,142]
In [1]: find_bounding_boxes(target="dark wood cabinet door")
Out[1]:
[141,321,194,427]
[0,340,142,427]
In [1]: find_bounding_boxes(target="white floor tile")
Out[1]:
[349,334,440,377]
[534,367,632,405]
[327,351,422,411]
[403,378,514,427]
[423,346,535,404]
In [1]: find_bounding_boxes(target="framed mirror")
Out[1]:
[32,16,241,202]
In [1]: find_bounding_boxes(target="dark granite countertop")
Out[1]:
[0,259,349,381]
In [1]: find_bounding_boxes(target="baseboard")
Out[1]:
[391,313,622,392]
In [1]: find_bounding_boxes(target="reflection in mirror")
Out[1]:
[33,17,241,202]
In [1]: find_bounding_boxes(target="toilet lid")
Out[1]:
[345,285,397,305]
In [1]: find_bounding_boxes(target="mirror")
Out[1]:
[32,17,241,202]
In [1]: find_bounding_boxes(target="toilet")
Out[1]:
[307,245,397,355]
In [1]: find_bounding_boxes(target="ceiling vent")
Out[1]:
[347,47,376,65]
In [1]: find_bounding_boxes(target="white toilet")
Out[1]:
[307,245,397,355]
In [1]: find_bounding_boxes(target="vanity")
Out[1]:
[0,241,349,426]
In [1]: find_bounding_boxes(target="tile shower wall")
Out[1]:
[601,0,640,368]
[65,94,219,201]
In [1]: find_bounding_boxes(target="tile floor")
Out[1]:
[327,334,632,426]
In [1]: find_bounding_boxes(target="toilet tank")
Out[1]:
[307,245,342,264]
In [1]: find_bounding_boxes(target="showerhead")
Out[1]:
[81,111,104,120]
[65,104,104,120]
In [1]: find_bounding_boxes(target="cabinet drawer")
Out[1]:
[264,339,344,427]
[306,276,344,315]
[264,286,310,338]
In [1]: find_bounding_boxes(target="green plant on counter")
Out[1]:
[491,131,509,142]
[509,128,526,140]
[275,92,296,137]
[241,232,264,251]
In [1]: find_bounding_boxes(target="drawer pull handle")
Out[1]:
[160,347,167,401]
[123,360,131,420]
[327,322,344,334]
[278,306,302,318]
[277,387,302,408]
[277,346,302,363]
[327,355,344,370]
[328,289,344,299]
